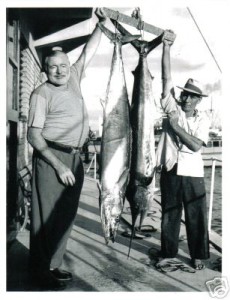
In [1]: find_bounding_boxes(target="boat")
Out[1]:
[202,135,222,167]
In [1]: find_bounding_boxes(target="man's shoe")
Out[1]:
[32,270,66,291]
[50,268,73,281]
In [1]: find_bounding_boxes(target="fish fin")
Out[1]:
[98,22,116,42]
[110,19,141,51]
[121,34,141,45]
[118,169,130,192]
[149,72,154,81]
[98,22,140,45]
[146,34,163,54]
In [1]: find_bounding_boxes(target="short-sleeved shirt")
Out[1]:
[156,92,210,177]
[28,61,89,147]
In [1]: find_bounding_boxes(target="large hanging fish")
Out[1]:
[111,20,162,256]
[98,22,140,244]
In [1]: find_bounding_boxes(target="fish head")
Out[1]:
[128,185,153,228]
[100,191,124,243]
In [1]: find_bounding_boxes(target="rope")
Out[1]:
[131,7,144,40]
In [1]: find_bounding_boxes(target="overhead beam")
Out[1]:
[103,7,176,42]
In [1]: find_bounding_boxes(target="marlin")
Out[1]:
[98,22,140,244]
[111,20,162,256]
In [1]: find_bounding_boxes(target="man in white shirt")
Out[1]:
[155,30,210,271]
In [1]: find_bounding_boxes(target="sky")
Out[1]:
[29,1,227,134]
[62,2,226,134]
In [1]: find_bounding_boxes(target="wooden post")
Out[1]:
[94,152,97,180]
[208,158,216,232]
[103,7,176,42]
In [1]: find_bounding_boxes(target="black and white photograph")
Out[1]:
[2,0,229,298]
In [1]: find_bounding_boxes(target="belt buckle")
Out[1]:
[70,148,79,154]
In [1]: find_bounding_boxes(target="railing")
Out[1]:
[86,152,98,180]
[202,157,222,232]
[84,140,100,180]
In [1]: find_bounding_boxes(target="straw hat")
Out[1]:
[177,78,208,97]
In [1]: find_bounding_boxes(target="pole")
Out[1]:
[187,7,222,74]
[94,152,97,180]
[208,158,216,232]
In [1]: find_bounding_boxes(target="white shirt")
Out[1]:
[156,92,210,177]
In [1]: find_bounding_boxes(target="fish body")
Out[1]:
[128,47,156,228]
[98,23,140,243]
[111,20,162,255]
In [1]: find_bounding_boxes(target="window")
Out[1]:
[7,19,20,122]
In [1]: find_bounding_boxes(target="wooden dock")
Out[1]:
[7,176,222,292]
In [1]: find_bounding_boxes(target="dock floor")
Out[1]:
[7,176,222,294]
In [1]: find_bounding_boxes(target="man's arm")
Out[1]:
[161,30,174,98]
[77,8,106,73]
[28,127,76,186]
[168,111,203,152]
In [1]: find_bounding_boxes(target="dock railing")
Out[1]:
[202,157,222,233]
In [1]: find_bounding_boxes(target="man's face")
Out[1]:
[180,91,201,114]
[45,53,70,86]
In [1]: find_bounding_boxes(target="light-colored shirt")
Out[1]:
[156,92,210,177]
[28,61,89,147]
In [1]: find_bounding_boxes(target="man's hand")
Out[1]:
[168,110,179,129]
[95,8,106,23]
[55,162,76,186]
[162,30,174,47]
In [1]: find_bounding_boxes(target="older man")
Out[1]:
[155,30,210,271]
[28,8,106,289]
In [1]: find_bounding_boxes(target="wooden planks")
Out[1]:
[103,7,176,42]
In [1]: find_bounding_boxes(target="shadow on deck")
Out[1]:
[7,177,222,292]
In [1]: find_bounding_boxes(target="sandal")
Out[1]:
[155,258,182,272]
[191,259,205,270]
[135,225,157,233]
[155,264,179,273]
[179,264,196,273]
[121,231,143,239]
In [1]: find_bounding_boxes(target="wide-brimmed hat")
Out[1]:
[177,78,208,97]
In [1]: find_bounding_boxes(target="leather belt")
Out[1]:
[46,140,81,154]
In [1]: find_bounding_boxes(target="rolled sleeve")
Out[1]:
[28,92,47,129]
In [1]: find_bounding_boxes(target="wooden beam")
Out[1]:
[103,7,176,42]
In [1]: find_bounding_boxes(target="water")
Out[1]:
[83,150,222,236]
[204,166,222,235]
[154,166,222,236]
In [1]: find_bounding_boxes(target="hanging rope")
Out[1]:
[187,7,222,74]
[132,7,144,40]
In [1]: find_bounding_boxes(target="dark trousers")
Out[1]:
[30,148,84,271]
[160,165,210,259]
